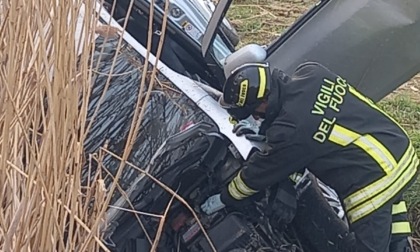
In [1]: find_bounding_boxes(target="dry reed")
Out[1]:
[0,0,109,250]
[0,0,216,251]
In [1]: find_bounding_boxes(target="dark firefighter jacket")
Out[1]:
[221,62,419,224]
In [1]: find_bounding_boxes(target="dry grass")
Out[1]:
[227,0,318,46]
[1,0,418,251]
[0,0,217,250]
[0,0,108,250]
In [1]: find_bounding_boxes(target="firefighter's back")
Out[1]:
[282,62,419,224]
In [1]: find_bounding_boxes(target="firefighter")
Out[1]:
[200,61,419,252]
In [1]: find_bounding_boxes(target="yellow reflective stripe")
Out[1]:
[354,135,397,174]
[229,116,238,125]
[329,124,397,174]
[237,79,249,107]
[257,67,267,98]
[392,222,412,234]
[228,182,244,200]
[348,86,376,108]
[392,201,408,215]
[328,124,360,146]
[234,171,258,195]
[289,172,302,183]
[347,155,418,223]
[348,85,410,136]
[344,145,416,210]
[327,81,419,223]
[228,172,258,200]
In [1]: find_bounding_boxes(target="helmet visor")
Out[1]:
[219,96,261,120]
[227,107,253,121]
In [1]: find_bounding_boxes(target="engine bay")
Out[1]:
[171,210,293,252]
[116,187,303,252]
[102,123,304,252]
[100,120,350,252]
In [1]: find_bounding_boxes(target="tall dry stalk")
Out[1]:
[0,0,110,250]
[1,0,216,250]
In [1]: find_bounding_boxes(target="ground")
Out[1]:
[227,0,420,249]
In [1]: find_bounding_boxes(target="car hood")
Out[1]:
[266,0,420,102]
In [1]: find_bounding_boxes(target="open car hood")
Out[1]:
[202,0,420,102]
[266,0,420,102]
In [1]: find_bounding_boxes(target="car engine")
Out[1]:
[176,213,267,252]
[103,123,305,252]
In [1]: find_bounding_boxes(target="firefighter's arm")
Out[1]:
[221,121,310,205]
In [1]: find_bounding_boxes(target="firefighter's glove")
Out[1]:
[201,194,226,215]
[232,120,265,142]
[270,181,297,225]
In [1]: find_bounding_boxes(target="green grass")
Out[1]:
[379,95,420,207]
[380,94,420,242]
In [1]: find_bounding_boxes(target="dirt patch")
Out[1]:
[387,74,420,102]
[228,0,318,45]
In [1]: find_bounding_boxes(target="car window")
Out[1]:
[152,0,231,64]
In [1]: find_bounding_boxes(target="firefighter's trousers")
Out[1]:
[351,197,413,252]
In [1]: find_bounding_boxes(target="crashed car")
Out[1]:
[79,0,420,251]
[84,35,351,252]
